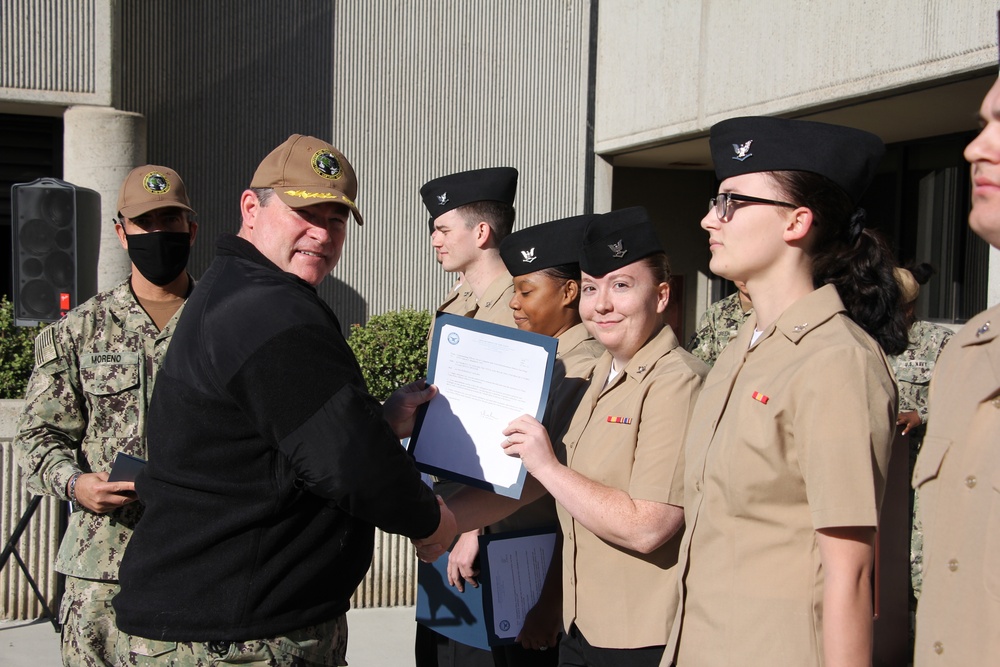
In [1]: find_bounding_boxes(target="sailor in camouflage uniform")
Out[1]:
[12,165,197,667]
[887,267,953,600]
[687,282,752,366]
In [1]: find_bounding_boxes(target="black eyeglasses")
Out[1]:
[709,192,798,220]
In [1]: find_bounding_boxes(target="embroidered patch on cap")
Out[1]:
[311,149,343,180]
[521,248,536,263]
[437,192,449,205]
[608,240,627,258]
[143,171,171,195]
[606,416,633,424]
[751,391,769,404]
[732,140,753,162]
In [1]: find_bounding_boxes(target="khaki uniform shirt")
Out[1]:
[913,304,1000,666]
[12,278,185,580]
[437,278,476,317]
[668,285,896,666]
[470,272,516,327]
[493,322,604,533]
[559,326,707,649]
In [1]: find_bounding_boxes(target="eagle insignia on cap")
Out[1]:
[143,172,171,195]
[732,140,753,162]
[437,192,449,206]
[311,149,343,180]
[609,240,627,258]
[521,248,537,263]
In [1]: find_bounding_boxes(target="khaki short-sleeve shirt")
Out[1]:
[913,303,1000,666]
[668,285,896,666]
[559,326,707,649]
[493,323,604,533]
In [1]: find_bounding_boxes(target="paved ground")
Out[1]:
[1,606,416,666]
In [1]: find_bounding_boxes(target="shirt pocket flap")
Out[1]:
[80,352,141,396]
[912,435,950,488]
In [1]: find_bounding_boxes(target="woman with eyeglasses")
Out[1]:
[665,117,908,667]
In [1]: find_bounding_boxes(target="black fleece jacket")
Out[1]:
[115,234,439,641]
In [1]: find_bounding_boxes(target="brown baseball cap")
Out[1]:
[117,165,195,219]
[251,134,364,225]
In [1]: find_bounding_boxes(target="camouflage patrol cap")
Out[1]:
[251,134,364,225]
[117,165,195,219]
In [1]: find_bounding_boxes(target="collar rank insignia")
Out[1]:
[521,247,537,263]
[976,321,991,338]
[437,192,449,205]
[607,416,633,425]
[609,239,627,258]
[751,391,769,404]
[732,140,753,162]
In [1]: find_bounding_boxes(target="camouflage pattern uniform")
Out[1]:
[12,278,186,667]
[687,292,751,366]
[115,614,347,666]
[888,319,953,598]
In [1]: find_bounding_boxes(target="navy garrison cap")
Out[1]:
[500,214,597,277]
[420,167,518,224]
[710,117,885,204]
[580,207,663,277]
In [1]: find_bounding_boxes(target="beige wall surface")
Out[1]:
[0,0,115,107]
[595,0,999,154]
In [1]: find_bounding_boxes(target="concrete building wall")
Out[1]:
[328,1,593,327]
[595,0,998,153]
[0,0,115,107]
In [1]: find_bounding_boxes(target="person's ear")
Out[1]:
[783,207,814,242]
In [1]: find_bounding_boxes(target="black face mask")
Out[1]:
[124,231,191,286]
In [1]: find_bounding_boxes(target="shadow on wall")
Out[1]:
[318,276,368,339]
[118,0,336,280]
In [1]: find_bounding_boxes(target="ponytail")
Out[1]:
[768,171,908,356]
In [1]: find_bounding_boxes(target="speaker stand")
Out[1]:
[0,495,62,632]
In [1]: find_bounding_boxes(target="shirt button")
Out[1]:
[933,641,944,654]
[965,475,977,488]
[694,480,702,492]
[948,559,959,572]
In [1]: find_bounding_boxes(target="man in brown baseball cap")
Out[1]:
[114,135,456,665]
[12,163,197,667]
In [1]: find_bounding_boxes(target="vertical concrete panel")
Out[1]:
[62,106,146,291]
[1,401,62,621]
[0,0,114,106]
[330,0,592,328]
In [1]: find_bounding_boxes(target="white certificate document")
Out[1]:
[480,529,559,645]
[410,314,557,498]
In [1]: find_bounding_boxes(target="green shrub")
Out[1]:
[0,296,44,399]
[348,308,432,401]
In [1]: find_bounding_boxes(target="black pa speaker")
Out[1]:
[11,178,101,326]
